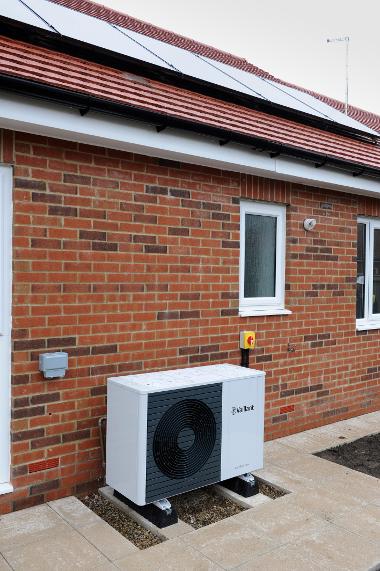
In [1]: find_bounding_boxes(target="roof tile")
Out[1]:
[1,35,379,171]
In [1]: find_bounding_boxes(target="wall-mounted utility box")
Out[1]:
[39,352,68,379]
[240,331,256,350]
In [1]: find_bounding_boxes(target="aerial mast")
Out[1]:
[326,36,350,115]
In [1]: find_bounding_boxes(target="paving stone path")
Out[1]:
[0,410,379,570]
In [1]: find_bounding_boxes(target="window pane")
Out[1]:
[356,223,366,319]
[244,214,276,298]
[373,228,380,314]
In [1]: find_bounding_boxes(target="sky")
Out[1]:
[92,0,380,116]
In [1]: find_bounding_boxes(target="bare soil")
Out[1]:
[315,432,380,478]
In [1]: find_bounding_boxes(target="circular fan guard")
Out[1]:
[153,399,216,479]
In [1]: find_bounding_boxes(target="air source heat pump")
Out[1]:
[106,364,265,506]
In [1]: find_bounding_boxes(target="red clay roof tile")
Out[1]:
[1,35,380,172]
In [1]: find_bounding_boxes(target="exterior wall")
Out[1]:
[1,128,380,513]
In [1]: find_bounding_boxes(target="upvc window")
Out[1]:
[239,201,289,317]
[356,217,380,330]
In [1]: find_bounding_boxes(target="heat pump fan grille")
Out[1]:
[146,384,222,502]
[153,399,216,479]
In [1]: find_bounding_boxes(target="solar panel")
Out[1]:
[0,0,53,31]
[1,0,376,137]
[117,27,263,98]
[19,0,173,69]
[199,56,332,119]
[113,28,375,134]
[265,80,377,135]
[200,57,377,135]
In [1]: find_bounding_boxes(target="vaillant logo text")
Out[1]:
[231,404,255,415]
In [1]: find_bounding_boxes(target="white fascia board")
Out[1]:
[1,91,380,198]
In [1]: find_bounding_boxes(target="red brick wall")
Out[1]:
[1,129,380,513]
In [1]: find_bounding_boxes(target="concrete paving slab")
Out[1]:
[0,556,12,571]
[342,411,380,431]
[252,463,312,493]
[320,471,380,505]
[92,563,118,571]
[2,525,109,571]
[234,498,330,543]
[1,411,379,570]
[278,486,366,521]
[329,503,380,544]
[276,429,340,454]
[79,521,138,561]
[181,515,277,569]
[238,541,347,571]
[315,421,373,440]
[48,497,137,561]
[0,504,69,551]
[263,439,306,464]
[114,538,223,570]
[254,454,349,492]
[287,523,380,571]
[270,451,352,482]
[214,485,272,509]
[276,419,373,454]
[49,496,102,529]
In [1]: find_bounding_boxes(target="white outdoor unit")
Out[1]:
[106,364,265,506]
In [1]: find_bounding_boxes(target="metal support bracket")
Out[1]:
[220,472,259,498]
[113,490,178,528]
[79,106,90,117]
[238,473,256,487]
[153,498,172,515]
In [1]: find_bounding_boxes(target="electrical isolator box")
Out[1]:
[39,352,68,379]
[240,331,256,350]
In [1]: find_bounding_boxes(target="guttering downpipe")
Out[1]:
[1,75,380,180]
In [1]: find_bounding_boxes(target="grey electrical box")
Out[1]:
[39,352,68,379]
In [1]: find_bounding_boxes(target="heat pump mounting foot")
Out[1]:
[221,473,259,498]
[113,490,178,528]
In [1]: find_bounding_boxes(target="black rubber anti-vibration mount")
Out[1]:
[113,490,178,528]
[221,477,259,498]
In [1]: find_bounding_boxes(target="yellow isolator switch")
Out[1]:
[240,331,256,350]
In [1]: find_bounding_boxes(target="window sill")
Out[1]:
[0,482,13,496]
[239,308,292,317]
[356,321,380,331]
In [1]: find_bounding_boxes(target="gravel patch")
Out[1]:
[170,486,246,529]
[257,478,287,499]
[315,432,380,478]
[81,478,287,541]
[81,493,162,550]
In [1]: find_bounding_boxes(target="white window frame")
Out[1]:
[239,200,290,317]
[356,216,380,331]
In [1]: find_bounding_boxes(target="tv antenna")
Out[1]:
[326,36,350,115]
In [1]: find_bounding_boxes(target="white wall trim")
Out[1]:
[0,483,13,496]
[0,92,380,198]
[0,165,12,493]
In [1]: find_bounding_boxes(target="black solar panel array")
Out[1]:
[1,0,377,137]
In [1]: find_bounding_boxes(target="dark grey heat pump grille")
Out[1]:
[146,384,222,503]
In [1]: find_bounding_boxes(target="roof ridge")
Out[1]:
[42,0,380,133]
[48,0,276,78]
